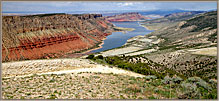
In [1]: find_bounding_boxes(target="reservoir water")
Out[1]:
[91,21,153,53]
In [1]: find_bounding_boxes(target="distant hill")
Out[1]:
[164,11,204,18]
[138,9,192,16]
[105,12,151,22]
[141,11,205,25]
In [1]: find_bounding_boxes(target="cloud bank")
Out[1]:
[2,1,217,13]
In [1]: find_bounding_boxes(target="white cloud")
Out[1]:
[117,2,142,7]
[123,3,134,6]
[49,2,73,7]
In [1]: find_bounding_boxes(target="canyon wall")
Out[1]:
[2,13,114,62]
[105,12,151,22]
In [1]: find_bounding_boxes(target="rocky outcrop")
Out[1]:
[2,13,114,62]
[105,12,151,22]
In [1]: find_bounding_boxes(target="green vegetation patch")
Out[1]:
[180,11,217,32]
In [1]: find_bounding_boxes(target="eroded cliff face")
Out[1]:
[105,12,151,22]
[2,13,114,62]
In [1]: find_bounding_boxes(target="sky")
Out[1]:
[2,1,217,13]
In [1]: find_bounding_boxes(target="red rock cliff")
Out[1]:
[105,12,151,22]
[2,13,114,62]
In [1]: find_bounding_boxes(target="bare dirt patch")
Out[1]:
[98,46,143,57]
[2,58,144,78]
[188,47,217,56]
[125,49,156,56]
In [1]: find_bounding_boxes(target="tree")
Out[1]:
[97,55,104,59]
[86,54,94,59]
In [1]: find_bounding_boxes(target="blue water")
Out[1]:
[91,21,153,53]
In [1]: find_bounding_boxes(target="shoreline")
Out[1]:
[81,27,135,55]
[83,23,154,56]
[81,37,106,54]
[76,22,155,57]
[63,37,107,58]
[141,25,153,30]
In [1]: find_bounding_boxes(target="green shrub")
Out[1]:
[172,75,183,84]
[187,77,211,90]
[96,55,104,59]
[86,54,94,59]
[162,75,173,84]
[48,94,57,99]
[104,56,172,79]
[203,89,217,99]
[148,96,156,99]
[181,82,197,91]
[125,85,142,94]
[209,79,217,85]
[180,82,201,99]
[145,75,157,80]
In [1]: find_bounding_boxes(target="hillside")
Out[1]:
[143,11,217,44]
[2,13,114,62]
[141,11,205,30]
[114,11,218,81]
[138,9,192,16]
[105,12,151,22]
[2,58,217,99]
[90,11,217,99]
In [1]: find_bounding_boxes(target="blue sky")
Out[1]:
[2,1,217,13]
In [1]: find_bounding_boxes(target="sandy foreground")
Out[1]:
[2,58,144,78]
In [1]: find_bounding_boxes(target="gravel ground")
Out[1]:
[2,58,94,78]
[187,47,217,56]
[2,72,172,99]
[39,66,144,78]
[2,58,144,78]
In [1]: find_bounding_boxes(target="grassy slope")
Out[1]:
[2,71,217,99]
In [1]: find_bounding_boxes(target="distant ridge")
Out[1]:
[105,12,151,22]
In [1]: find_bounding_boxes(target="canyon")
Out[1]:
[2,13,114,62]
[2,11,217,99]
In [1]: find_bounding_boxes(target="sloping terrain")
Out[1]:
[144,11,217,48]
[141,11,204,30]
[94,11,217,82]
[2,58,144,78]
[80,11,217,99]
[147,11,217,80]
[105,12,151,22]
[2,58,217,99]
[2,13,114,62]
[143,11,204,23]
